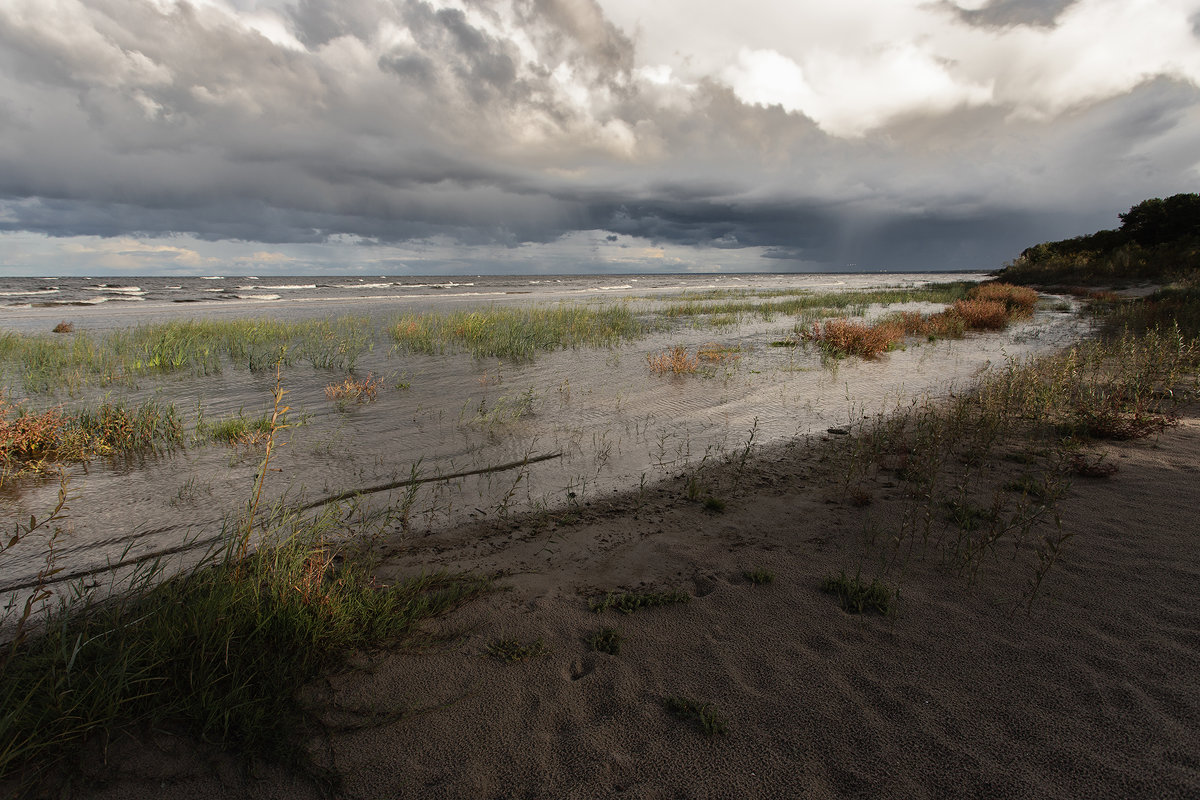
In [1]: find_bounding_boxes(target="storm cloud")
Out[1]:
[0,0,1198,274]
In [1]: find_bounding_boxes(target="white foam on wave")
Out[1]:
[236,294,281,301]
[236,284,316,291]
[93,285,144,294]
[200,276,224,280]
[334,282,391,289]
[0,288,58,297]
[588,284,633,291]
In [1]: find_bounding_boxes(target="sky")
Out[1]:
[0,0,1198,276]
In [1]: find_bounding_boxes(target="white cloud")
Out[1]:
[602,0,1200,135]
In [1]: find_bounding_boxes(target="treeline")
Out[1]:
[998,193,1200,284]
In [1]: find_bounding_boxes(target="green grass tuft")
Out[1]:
[586,627,622,655]
[0,506,491,778]
[821,571,894,615]
[742,569,775,585]
[589,589,690,615]
[485,638,548,662]
[663,696,728,736]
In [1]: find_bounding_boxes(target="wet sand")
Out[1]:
[64,403,1200,798]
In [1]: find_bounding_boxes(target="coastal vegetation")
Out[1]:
[798,282,1038,358]
[0,316,372,394]
[997,193,1200,285]
[390,304,645,360]
[656,281,971,325]
[663,696,728,737]
[1,396,183,481]
[1,408,490,785]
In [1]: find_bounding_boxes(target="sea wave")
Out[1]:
[92,285,144,294]
[0,288,58,297]
[236,284,316,291]
[236,294,282,301]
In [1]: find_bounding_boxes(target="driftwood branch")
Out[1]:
[0,451,562,594]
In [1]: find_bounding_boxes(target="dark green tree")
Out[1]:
[1118,193,1200,246]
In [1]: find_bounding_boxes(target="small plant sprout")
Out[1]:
[590,589,690,614]
[743,569,775,586]
[664,696,728,737]
[586,627,622,655]
[821,571,895,615]
[325,373,382,407]
[485,637,548,662]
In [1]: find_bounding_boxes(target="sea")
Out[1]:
[1,272,975,332]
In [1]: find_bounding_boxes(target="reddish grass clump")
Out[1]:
[0,398,64,464]
[325,373,382,405]
[802,319,904,359]
[697,342,741,363]
[951,299,1010,331]
[968,282,1039,317]
[647,345,700,375]
[51,321,74,334]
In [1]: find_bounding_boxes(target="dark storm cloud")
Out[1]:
[952,0,1078,28]
[0,0,1197,273]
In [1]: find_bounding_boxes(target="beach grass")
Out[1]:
[742,568,775,585]
[0,497,490,782]
[797,282,1041,359]
[657,282,972,323]
[663,696,728,737]
[195,410,275,445]
[390,304,646,361]
[485,637,548,662]
[647,345,700,375]
[821,571,894,614]
[823,280,1200,590]
[1,395,183,483]
[589,589,690,614]
[0,317,373,394]
[586,627,622,655]
[325,373,383,408]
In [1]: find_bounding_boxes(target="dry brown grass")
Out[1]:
[951,299,1010,331]
[648,345,700,375]
[51,321,74,334]
[697,342,742,363]
[325,373,382,405]
[968,283,1039,317]
[801,319,904,359]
